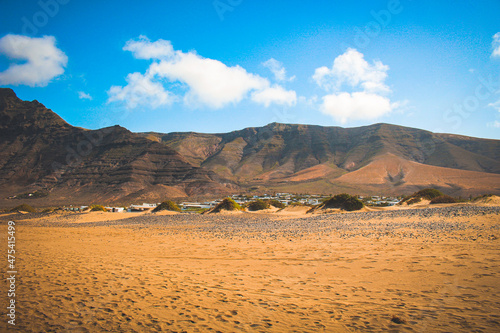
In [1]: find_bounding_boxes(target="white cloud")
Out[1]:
[149,52,268,109]
[78,91,92,100]
[107,72,175,109]
[488,100,500,113]
[313,48,390,93]
[0,34,67,87]
[320,92,393,124]
[251,85,297,107]
[109,36,297,109]
[313,48,399,123]
[492,32,500,58]
[123,35,174,60]
[262,58,295,82]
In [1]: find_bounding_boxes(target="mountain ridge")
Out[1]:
[0,88,235,206]
[140,121,500,175]
[1,88,499,206]
[138,122,500,197]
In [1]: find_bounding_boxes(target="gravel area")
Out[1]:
[6,205,499,242]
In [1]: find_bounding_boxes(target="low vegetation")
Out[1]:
[471,193,494,202]
[322,193,364,211]
[289,202,309,207]
[430,195,457,204]
[267,199,286,209]
[89,204,107,212]
[212,198,241,212]
[10,204,36,213]
[400,188,444,205]
[247,199,270,211]
[182,207,209,214]
[153,200,181,212]
[406,197,422,205]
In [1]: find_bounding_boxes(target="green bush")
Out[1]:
[90,204,107,212]
[153,200,181,212]
[406,197,421,205]
[430,195,457,204]
[212,198,241,212]
[247,199,270,211]
[267,199,286,209]
[414,188,444,200]
[183,207,208,214]
[400,188,444,204]
[471,194,494,202]
[324,193,351,208]
[10,204,36,213]
[343,197,364,211]
[323,194,363,211]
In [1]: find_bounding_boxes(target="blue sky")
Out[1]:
[0,0,499,139]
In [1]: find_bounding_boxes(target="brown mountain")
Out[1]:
[0,88,233,207]
[1,88,499,207]
[141,122,500,196]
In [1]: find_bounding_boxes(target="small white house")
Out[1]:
[129,203,157,211]
[180,202,212,209]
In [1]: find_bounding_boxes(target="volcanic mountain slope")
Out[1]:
[1,87,499,206]
[0,88,233,206]
[334,153,500,196]
[142,122,500,196]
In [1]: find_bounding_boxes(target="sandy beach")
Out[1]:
[1,205,499,332]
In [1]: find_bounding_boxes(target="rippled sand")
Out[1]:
[0,206,499,332]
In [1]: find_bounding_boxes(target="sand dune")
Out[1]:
[0,205,499,332]
[474,195,500,206]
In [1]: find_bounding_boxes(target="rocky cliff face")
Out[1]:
[0,88,234,206]
[149,122,500,176]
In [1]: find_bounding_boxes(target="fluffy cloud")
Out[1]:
[108,36,296,109]
[78,91,92,100]
[123,35,174,60]
[262,58,295,82]
[320,92,393,124]
[0,34,67,87]
[313,48,389,93]
[107,72,175,109]
[251,85,297,107]
[314,48,398,123]
[148,53,269,108]
[492,32,500,58]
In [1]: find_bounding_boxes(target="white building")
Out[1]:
[180,202,213,209]
[129,203,157,211]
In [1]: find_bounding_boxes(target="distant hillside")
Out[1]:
[140,122,500,196]
[1,87,499,207]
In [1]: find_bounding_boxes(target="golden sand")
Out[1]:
[1,205,499,332]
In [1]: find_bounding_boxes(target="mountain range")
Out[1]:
[1,88,499,206]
